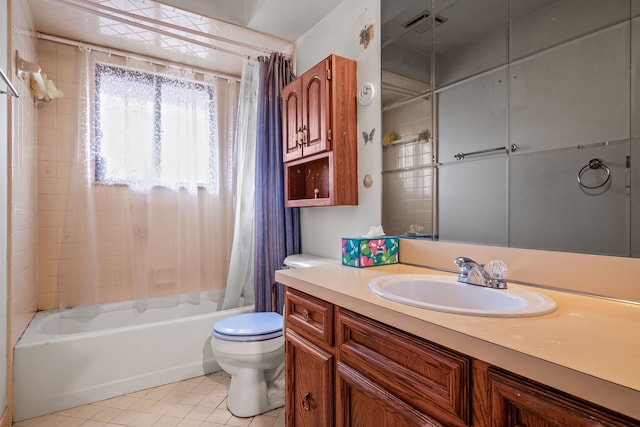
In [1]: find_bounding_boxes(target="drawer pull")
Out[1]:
[302,392,311,411]
[302,309,310,321]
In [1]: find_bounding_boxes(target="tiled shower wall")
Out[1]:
[10,0,38,346]
[381,71,434,236]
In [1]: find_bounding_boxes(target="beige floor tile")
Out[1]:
[127,397,156,412]
[91,407,123,423]
[151,415,182,427]
[197,394,226,409]
[53,417,85,427]
[184,405,214,421]
[204,409,232,425]
[128,412,162,427]
[179,392,205,406]
[146,401,174,416]
[191,382,217,394]
[78,420,107,427]
[160,390,189,404]
[226,415,253,427]
[248,415,276,427]
[164,403,193,418]
[11,373,278,427]
[107,409,146,425]
[173,381,199,393]
[175,419,203,427]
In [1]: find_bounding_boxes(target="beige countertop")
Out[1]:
[275,263,640,420]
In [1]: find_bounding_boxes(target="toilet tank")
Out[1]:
[283,254,337,269]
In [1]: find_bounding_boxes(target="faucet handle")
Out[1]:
[486,259,508,288]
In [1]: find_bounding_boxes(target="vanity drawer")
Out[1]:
[337,308,471,426]
[285,288,334,348]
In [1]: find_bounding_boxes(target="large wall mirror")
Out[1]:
[381,0,640,258]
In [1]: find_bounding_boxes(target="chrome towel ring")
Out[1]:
[577,158,610,189]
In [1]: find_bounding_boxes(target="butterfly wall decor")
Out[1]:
[363,128,375,145]
[359,24,374,49]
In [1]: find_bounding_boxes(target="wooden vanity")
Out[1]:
[276,263,640,426]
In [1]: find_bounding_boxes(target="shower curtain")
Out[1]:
[222,58,260,310]
[59,46,239,309]
[254,53,301,313]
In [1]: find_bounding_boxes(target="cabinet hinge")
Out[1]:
[328,129,332,140]
[327,69,331,80]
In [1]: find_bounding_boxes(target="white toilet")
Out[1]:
[211,254,336,417]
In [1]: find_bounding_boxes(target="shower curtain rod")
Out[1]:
[36,32,242,83]
[39,0,282,59]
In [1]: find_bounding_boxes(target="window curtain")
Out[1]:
[59,47,239,310]
[254,53,301,313]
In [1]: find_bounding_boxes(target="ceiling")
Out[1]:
[26,0,342,77]
[157,0,345,42]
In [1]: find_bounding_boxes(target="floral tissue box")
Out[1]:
[342,237,399,268]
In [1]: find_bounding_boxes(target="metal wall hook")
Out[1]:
[577,158,611,189]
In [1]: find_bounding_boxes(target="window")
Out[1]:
[94,64,214,188]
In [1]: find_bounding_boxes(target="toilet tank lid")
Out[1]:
[213,312,283,336]
[283,254,338,268]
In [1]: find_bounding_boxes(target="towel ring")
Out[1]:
[577,158,610,189]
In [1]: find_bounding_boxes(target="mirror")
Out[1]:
[381,0,640,257]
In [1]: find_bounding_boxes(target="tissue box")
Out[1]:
[342,237,399,268]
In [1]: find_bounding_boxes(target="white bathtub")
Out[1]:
[13,293,253,421]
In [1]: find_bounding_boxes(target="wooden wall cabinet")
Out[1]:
[282,54,357,207]
[284,288,640,427]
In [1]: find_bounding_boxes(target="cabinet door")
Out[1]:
[282,79,303,162]
[336,363,444,427]
[286,330,334,427]
[487,368,640,427]
[302,59,330,157]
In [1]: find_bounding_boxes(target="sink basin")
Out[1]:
[369,274,557,317]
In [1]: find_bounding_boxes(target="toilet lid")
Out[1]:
[212,312,283,341]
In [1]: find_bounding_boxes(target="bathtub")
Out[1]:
[13,293,253,421]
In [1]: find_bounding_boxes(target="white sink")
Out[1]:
[369,274,557,317]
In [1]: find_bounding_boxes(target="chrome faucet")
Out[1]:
[453,257,507,289]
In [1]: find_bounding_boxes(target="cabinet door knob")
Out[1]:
[302,309,310,321]
[302,392,311,411]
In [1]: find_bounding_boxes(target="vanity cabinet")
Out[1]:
[284,288,640,427]
[284,288,335,426]
[281,54,357,207]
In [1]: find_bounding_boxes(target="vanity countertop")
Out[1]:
[275,263,640,420]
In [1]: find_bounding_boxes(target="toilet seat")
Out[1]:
[212,312,283,342]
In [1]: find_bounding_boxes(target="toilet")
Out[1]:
[211,254,336,417]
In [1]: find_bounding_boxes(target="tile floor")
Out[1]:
[12,372,285,427]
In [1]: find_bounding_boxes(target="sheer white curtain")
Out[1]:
[222,58,259,309]
[59,46,239,310]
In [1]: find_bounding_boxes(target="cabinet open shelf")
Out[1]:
[285,153,333,207]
